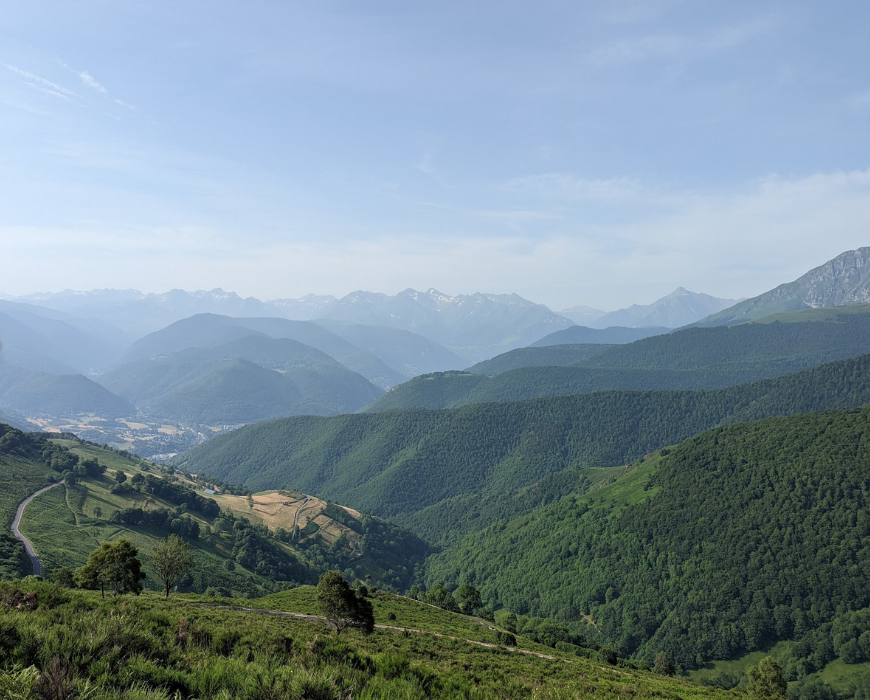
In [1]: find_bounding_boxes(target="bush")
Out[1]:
[599,647,618,665]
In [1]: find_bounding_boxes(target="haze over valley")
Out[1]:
[2,3,870,697]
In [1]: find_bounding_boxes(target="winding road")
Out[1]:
[292,495,312,532]
[10,482,62,576]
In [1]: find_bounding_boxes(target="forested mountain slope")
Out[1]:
[426,405,870,670]
[100,335,383,424]
[364,310,870,412]
[579,306,870,372]
[120,313,406,389]
[177,353,870,540]
[468,344,613,375]
[0,365,132,418]
[531,325,668,347]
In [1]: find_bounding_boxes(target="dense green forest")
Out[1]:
[367,364,794,411]
[577,307,870,372]
[178,353,870,542]
[425,405,870,672]
[367,309,870,411]
[467,344,613,375]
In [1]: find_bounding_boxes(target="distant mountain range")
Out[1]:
[7,286,745,366]
[554,305,605,326]
[693,246,870,326]
[591,287,739,329]
[14,287,573,362]
[270,288,575,362]
[366,305,870,412]
[6,245,870,443]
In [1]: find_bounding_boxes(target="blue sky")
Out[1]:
[1,0,869,310]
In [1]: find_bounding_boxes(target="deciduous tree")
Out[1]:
[74,540,145,598]
[747,656,787,699]
[151,534,196,598]
[316,571,374,636]
[454,583,482,615]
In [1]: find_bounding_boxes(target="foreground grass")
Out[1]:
[0,581,735,700]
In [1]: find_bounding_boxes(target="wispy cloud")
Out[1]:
[61,62,137,111]
[2,63,79,100]
[77,70,107,93]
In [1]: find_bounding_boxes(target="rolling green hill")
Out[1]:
[580,307,870,372]
[467,343,614,375]
[0,580,734,700]
[425,405,870,671]
[100,335,383,425]
[120,312,405,388]
[365,307,870,411]
[176,353,870,543]
[0,428,430,594]
[0,424,62,578]
[0,365,132,418]
[365,364,778,412]
[363,371,490,412]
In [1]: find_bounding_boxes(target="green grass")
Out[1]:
[50,439,148,474]
[17,484,98,572]
[252,587,524,649]
[0,454,55,527]
[0,582,737,699]
[689,642,790,684]
[690,643,870,694]
[582,453,662,510]
[814,658,870,691]
[0,452,57,578]
[17,470,274,596]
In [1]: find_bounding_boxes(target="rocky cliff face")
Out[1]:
[694,247,870,326]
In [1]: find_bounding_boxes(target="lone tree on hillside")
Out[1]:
[654,651,675,676]
[74,540,145,598]
[454,583,483,615]
[747,656,787,699]
[151,534,196,598]
[316,571,374,636]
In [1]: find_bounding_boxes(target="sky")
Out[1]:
[1,1,869,312]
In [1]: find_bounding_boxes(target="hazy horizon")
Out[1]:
[2,1,869,310]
